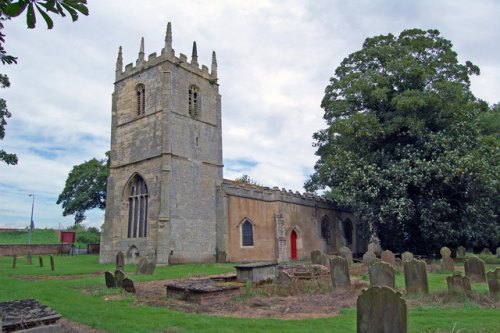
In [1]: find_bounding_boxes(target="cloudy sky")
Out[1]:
[0,0,498,230]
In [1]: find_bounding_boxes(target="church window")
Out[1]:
[127,175,148,238]
[321,216,330,244]
[136,84,145,115]
[241,219,254,247]
[188,85,200,118]
[343,219,353,245]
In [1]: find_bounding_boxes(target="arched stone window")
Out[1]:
[136,84,145,115]
[127,175,148,238]
[321,216,330,244]
[241,219,254,247]
[343,218,353,245]
[188,85,200,118]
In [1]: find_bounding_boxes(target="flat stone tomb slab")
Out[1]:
[234,262,278,283]
[165,279,243,305]
[0,298,61,332]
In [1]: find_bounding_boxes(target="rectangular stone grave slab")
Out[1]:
[0,299,61,332]
[165,279,242,305]
[234,262,278,283]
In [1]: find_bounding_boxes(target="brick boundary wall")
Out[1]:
[0,244,72,256]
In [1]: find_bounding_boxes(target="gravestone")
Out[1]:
[367,240,382,256]
[144,260,157,275]
[357,286,407,333]
[12,254,17,269]
[276,271,293,286]
[310,250,321,265]
[446,273,471,295]
[115,269,126,288]
[486,268,499,299]
[320,254,331,268]
[369,261,395,289]
[456,246,466,258]
[135,257,148,274]
[481,248,492,255]
[464,256,486,283]
[27,251,32,265]
[330,256,350,289]
[362,251,377,266]
[116,251,125,271]
[380,250,396,266]
[441,257,454,272]
[50,255,55,271]
[496,247,500,258]
[122,278,136,293]
[403,259,429,294]
[440,246,451,258]
[39,256,43,267]
[104,271,116,288]
[338,246,353,267]
[401,251,413,263]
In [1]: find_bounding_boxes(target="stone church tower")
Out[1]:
[99,23,223,264]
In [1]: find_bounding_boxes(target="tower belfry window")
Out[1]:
[188,85,200,118]
[136,84,145,115]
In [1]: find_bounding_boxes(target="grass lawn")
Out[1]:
[0,229,59,244]
[0,255,498,333]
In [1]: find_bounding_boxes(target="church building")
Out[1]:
[99,23,367,264]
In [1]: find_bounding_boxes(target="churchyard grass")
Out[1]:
[0,255,498,333]
[0,228,59,244]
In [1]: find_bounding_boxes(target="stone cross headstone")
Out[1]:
[369,261,396,289]
[310,250,321,265]
[338,246,353,267]
[446,273,471,295]
[12,254,17,269]
[320,253,331,268]
[486,268,499,299]
[27,251,32,265]
[362,251,377,266]
[115,269,126,288]
[39,256,43,267]
[496,247,500,259]
[401,251,413,263]
[464,256,486,283]
[330,256,350,289]
[50,255,55,271]
[122,278,136,293]
[357,286,408,333]
[403,258,429,294]
[135,257,148,274]
[440,246,451,258]
[104,271,116,288]
[456,246,466,258]
[116,251,125,271]
[380,250,396,267]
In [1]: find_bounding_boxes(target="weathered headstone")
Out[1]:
[27,251,32,265]
[50,255,55,272]
[456,246,466,258]
[116,251,125,271]
[12,254,17,269]
[401,251,413,263]
[104,271,116,288]
[496,247,500,259]
[320,253,331,268]
[464,256,486,283]
[338,246,353,267]
[481,248,492,255]
[486,268,499,299]
[276,271,293,286]
[380,250,396,266]
[441,257,454,272]
[39,256,43,267]
[446,272,471,295]
[357,286,407,333]
[330,256,350,289]
[403,259,429,294]
[122,278,136,293]
[369,261,395,289]
[367,240,383,256]
[310,250,321,265]
[115,269,126,288]
[440,246,451,258]
[144,260,157,275]
[395,258,402,267]
[362,251,377,266]
[135,257,148,274]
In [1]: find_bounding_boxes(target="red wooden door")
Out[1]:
[291,230,297,260]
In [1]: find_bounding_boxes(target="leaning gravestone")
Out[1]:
[330,256,350,289]
[456,246,466,259]
[144,260,157,275]
[39,256,43,267]
[369,261,395,289]
[464,256,486,283]
[357,286,407,333]
[104,271,116,288]
[486,268,499,299]
[114,269,126,288]
[310,250,321,265]
[122,278,136,293]
[116,251,125,271]
[135,257,148,274]
[496,247,500,259]
[338,246,353,267]
[362,251,377,266]
[380,250,396,267]
[401,251,413,263]
[12,254,17,269]
[50,255,55,272]
[403,258,429,294]
[446,272,471,295]
[27,251,32,265]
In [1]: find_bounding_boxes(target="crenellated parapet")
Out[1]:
[114,22,218,83]
[220,179,343,210]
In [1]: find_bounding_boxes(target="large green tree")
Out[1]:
[306,29,499,255]
[57,154,109,224]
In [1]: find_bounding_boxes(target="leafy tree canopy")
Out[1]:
[306,28,499,255]
[57,153,109,224]
[0,73,16,164]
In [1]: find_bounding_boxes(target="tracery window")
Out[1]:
[321,216,330,244]
[127,175,148,238]
[241,219,254,247]
[188,85,200,118]
[136,84,145,115]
